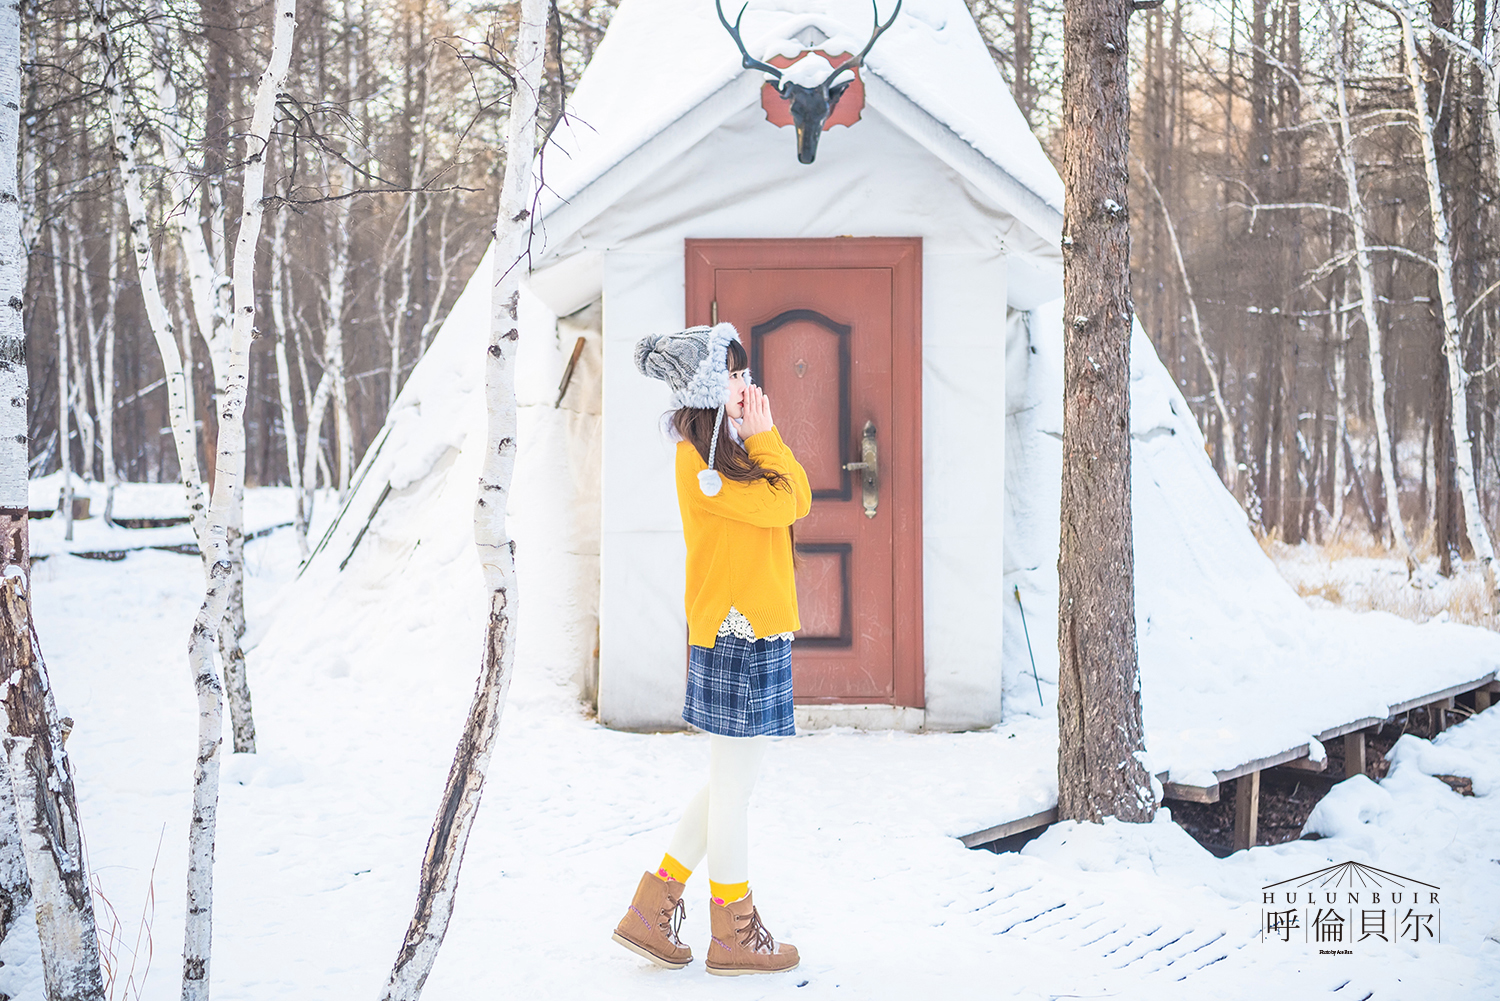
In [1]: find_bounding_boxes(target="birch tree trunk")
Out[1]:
[1331,300,1349,536]
[1399,10,1499,605]
[145,0,257,752]
[1135,155,1238,492]
[89,0,206,542]
[0,5,104,991]
[1056,0,1153,825]
[379,1,547,995]
[325,178,354,499]
[50,220,72,540]
[386,72,430,409]
[181,4,297,996]
[81,200,119,521]
[1328,0,1415,568]
[270,208,307,556]
[300,370,333,530]
[0,0,32,944]
[0,585,106,1001]
[68,232,95,484]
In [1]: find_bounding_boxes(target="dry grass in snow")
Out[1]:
[1259,529,1498,632]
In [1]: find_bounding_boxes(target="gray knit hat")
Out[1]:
[634,322,742,496]
[633,322,742,409]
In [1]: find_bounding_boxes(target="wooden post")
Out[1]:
[1345,730,1366,779]
[1477,687,1493,712]
[1434,696,1454,734]
[1233,770,1260,851]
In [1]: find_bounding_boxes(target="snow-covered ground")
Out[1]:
[0,485,1496,998]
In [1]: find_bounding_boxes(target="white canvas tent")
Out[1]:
[282,0,1499,754]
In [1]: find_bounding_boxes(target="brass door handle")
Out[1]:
[842,420,878,519]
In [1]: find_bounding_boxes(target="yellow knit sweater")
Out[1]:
[676,427,812,648]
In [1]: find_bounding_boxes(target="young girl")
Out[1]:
[613,322,811,976]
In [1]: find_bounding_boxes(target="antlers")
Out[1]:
[714,0,904,90]
[715,0,786,80]
[822,0,903,87]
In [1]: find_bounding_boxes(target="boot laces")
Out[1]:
[736,906,776,954]
[660,895,686,946]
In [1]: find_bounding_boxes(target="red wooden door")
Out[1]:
[686,239,923,707]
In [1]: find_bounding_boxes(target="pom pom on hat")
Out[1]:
[698,468,723,496]
[633,323,741,409]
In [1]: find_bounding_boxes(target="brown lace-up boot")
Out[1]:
[612,871,693,969]
[704,890,799,976]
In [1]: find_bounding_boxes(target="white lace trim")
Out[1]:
[717,605,796,643]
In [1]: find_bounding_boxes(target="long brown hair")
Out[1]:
[670,338,801,564]
[670,338,789,491]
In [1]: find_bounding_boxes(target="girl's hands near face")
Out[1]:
[737,385,774,438]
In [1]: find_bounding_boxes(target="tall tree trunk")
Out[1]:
[181,4,297,996]
[51,221,72,540]
[1331,297,1349,536]
[146,0,257,749]
[379,0,547,994]
[1056,0,1153,825]
[1,4,104,991]
[1013,0,1034,125]
[270,208,307,556]
[1400,10,1499,602]
[90,0,207,540]
[1328,0,1416,567]
[82,198,120,521]
[323,163,355,500]
[0,0,32,945]
[67,231,95,485]
[1135,155,1237,490]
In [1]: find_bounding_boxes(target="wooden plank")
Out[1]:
[1213,743,1321,783]
[1315,716,1390,742]
[1279,754,1327,773]
[1387,674,1495,717]
[1233,770,1260,852]
[958,807,1058,848]
[1161,781,1219,804]
[1345,730,1367,779]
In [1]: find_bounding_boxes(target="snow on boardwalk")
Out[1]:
[8,514,1500,998]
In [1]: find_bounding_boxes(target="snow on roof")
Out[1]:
[538,0,1063,219]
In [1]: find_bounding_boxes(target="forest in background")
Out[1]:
[20,0,1500,568]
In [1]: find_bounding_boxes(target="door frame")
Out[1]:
[685,238,924,708]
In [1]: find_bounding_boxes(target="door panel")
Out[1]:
[686,239,923,707]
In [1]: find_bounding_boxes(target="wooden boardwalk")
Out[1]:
[961,671,1499,854]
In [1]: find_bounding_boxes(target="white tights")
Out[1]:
[663,734,769,885]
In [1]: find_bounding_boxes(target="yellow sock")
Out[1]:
[656,853,692,884]
[710,880,749,905]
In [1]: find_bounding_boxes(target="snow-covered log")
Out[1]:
[379,1,547,996]
[1398,10,1498,605]
[180,2,297,996]
[1328,0,1415,568]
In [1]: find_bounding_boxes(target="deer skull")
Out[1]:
[717,0,903,165]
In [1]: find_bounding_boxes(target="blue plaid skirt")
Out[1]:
[683,634,795,737]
